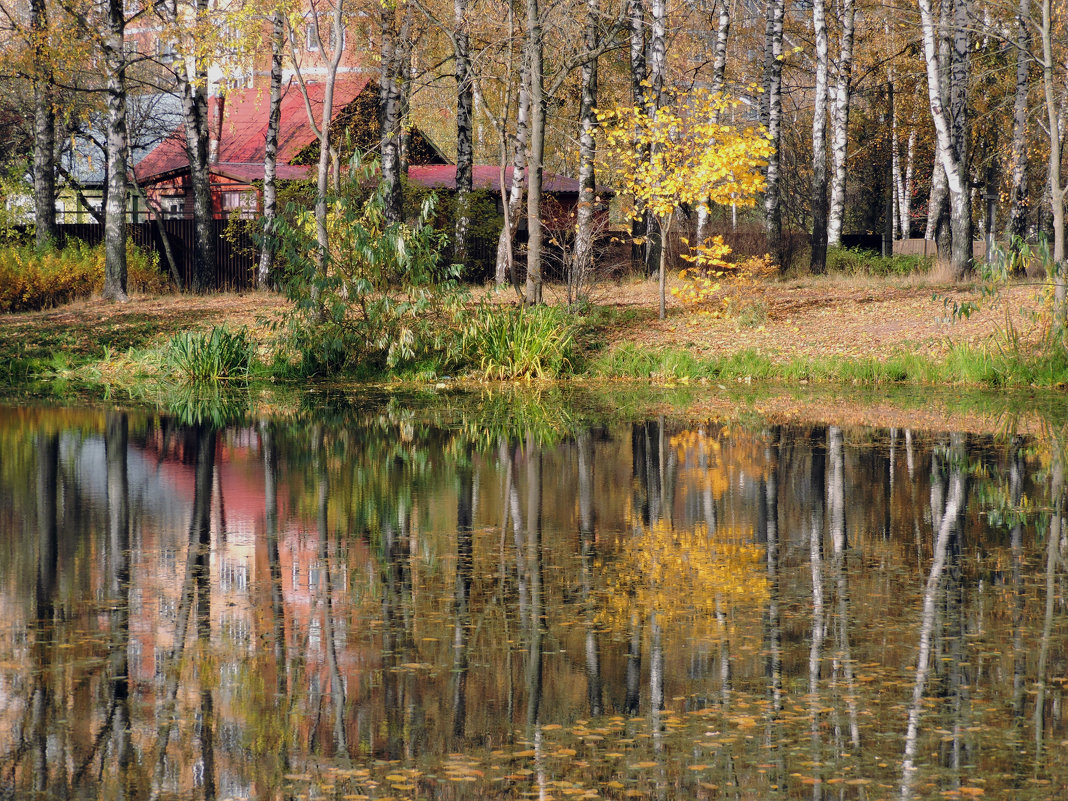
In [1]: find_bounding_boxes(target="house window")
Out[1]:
[305,18,345,51]
[221,191,256,219]
[161,197,184,219]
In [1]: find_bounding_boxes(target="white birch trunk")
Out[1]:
[102,0,128,302]
[810,0,829,273]
[916,0,972,278]
[826,0,855,247]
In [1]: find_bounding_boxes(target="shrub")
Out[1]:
[825,245,930,276]
[270,156,465,377]
[166,325,255,383]
[0,239,167,312]
[459,301,575,379]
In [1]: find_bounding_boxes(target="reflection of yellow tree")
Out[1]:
[600,520,768,639]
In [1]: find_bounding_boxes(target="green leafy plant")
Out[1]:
[459,301,575,380]
[270,154,465,377]
[825,246,930,276]
[166,325,255,383]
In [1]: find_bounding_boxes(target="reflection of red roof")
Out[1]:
[408,165,580,194]
[135,76,372,182]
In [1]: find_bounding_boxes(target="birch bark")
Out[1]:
[761,0,784,266]
[257,10,285,289]
[809,0,829,273]
[571,0,600,303]
[102,0,128,301]
[916,0,972,277]
[826,0,855,247]
[1007,0,1030,251]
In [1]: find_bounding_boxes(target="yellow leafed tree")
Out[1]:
[599,89,774,319]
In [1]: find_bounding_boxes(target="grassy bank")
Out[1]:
[0,272,1061,394]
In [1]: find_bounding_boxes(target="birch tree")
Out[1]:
[826,0,854,247]
[289,0,346,276]
[571,0,600,303]
[453,0,473,263]
[1006,0,1030,252]
[159,0,216,292]
[761,0,784,266]
[30,0,56,246]
[1039,0,1066,301]
[102,0,128,301]
[916,0,972,277]
[523,0,544,304]
[809,0,829,273]
[257,7,285,289]
[379,0,410,224]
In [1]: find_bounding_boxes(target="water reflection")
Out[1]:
[0,404,1066,800]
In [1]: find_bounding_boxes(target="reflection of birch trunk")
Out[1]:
[260,421,289,706]
[577,433,602,716]
[808,430,826,798]
[764,431,783,716]
[452,458,474,740]
[381,511,411,759]
[1033,447,1062,755]
[497,439,516,725]
[105,413,135,796]
[154,425,215,790]
[828,427,859,749]
[624,612,642,716]
[525,437,544,728]
[315,432,349,761]
[195,491,216,801]
[1009,438,1026,722]
[900,443,966,801]
[32,433,59,797]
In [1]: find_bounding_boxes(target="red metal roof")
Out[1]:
[407,165,580,194]
[135,75,372,182]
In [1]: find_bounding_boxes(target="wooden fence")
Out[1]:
[53,219,258,291]
[892,238,988,262]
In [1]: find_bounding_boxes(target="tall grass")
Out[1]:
[459,302,575,379]
[166,326,256,383]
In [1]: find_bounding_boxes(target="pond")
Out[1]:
[0,395,1066,800]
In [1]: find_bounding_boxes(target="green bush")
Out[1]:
[166,325,255,383]
[0,239,167,312]
[460,301,575,379]
[825,246,930,276]
[271,156,465,377]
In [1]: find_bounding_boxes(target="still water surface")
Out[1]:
[0,401,1066,800]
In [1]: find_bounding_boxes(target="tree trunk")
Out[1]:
[762,0,785,267]
[495,49,529,289]
[1040,0,1065,301]
[644,0,666,275]
[695,0,731,246]
[571,0,600,304]
[917,0,972,278]
[627,0,649,273]
[809,0,829,273]
[901,129,916,238]
[1007,0,1030,253]
[102,0,128,302]
[454,0,473,265]
[257,9,284,289]
[175,0,216,293]
[379,0,408,224]
[826,0,855,247]
[524,0,544,304]
[31,0,56,246]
